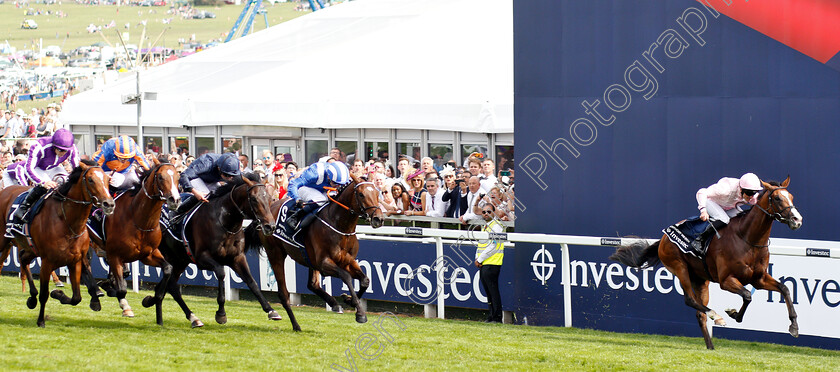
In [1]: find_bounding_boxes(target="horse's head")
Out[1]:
[143,159,181,211]
[240,173,275,236]
[347,174,384,228]
[77,161,115,215]
[758,176,803,230]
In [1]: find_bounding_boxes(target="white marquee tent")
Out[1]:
[61,0,513,133]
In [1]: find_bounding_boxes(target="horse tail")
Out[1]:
[609,239,661,268]
[243,223,264,253]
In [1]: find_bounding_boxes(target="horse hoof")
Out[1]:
[191,319,204,328]
[724,308,740,322]
[268,310,282,321]
[215,313,227,325]
[332,305,344,314]
[96,290,105,298]
[356,313,367,324]
[341,294,353,306]
[37,321,45,328]
[26,297,37,309]
[90,301,101,312]
[790,324,799,338]
[713,317,726,326]
[142,296,156,308]
[49,290,64,300]
[122,309,135,318]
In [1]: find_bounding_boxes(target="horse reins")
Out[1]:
[53,166,103,239]
[739,186,791,248]
[316,181,380,236]
[134,164,172,232]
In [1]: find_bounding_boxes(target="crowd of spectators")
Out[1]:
[0,103,66,174]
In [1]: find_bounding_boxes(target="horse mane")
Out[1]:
[209,172,262,200]
[128,159,171,197]
[57,159,98,195]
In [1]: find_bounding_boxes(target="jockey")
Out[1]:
[92,135,151,190]
[285,161,350,230]
[691,172,763,250]
[171,152,241,218]
[3,128,79,228]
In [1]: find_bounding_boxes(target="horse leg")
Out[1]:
[139,251,172,326]
[268,252,301,331]
[19,252,38,310]
[80,263,102,311]
[163,264,203,328]
[719,276,752,323]
[753,272,799,337]
[229,254,281,321]
[307,269,341,313]
[341,260,370,308]
[36,260,54,327]
[108,258,133,318]
[49,259,83,306]
[691,278,715,350]
[321,258,366,324]
[663,258,724,326]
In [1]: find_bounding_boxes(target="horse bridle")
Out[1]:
[140,164,172,202]
[753,186,794,224]
[328,181,380,221]
[54,166,106,238]
[222,182,269,235]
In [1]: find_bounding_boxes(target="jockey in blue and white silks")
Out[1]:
[285,161,351,229]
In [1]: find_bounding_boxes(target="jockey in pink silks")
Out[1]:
[690,173,763,250]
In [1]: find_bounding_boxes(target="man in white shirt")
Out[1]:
[422,176,446,217]
[479,159,497,193]
[459,176,483,224]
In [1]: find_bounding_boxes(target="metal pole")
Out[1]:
[224,266,232,301]
[132,261,139,293]
[561,243,572,327]
[436,236,444,319]
[136,70,143,152]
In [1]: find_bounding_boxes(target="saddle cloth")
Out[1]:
[272,199,305,249]
[662,216,711,258]
[5,190,50,239]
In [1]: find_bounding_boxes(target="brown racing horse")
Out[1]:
[0,160,114,327]
[244,174,384,331]
[154,172,277,328]
[610,177,803,349]
[85,157,181,324]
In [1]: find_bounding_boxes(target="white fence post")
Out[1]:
[561,243,572,327]
[132,261,140,293]
[436,236,445,319]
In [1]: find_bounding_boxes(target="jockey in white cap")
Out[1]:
[691,172,763,250]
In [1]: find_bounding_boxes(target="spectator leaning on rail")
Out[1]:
[285,161,351,230]
[475,203,505,323]
[690,173,764,251]
[92,135,151,190]
[170,152,241,221]
[4,128,79,232]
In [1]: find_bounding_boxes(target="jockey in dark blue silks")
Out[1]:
[170,152,241,221]
[285,161,350,230]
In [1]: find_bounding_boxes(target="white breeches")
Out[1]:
[297,186,327,203]
[705,200,743,224]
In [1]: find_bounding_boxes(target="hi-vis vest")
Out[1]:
[476,219,505,266]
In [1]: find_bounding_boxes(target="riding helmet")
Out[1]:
[113,135,138,159]
[217,153,241,177]
[326,162,350,185]
[52,128,75,150]
[739,173,761,191]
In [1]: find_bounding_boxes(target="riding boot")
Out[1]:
[690,220,727,251]
[287,203,318,230]
[171,194,200,225]
[14,184,48,222]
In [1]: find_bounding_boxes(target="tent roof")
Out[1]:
[61,0,513,133]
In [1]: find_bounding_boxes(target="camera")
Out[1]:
[500,170,511,177]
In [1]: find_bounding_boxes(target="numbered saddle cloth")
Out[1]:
[5,190,49,239]
[662,217,710,258]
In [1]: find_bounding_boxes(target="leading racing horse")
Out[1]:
[0,160,114,327]
[155,172,276,328]
[610,177,803,349]
[244,174,384,331]
[85,157,181,324]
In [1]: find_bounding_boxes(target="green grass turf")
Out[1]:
[0,2,305,53]
[0,274,838,371]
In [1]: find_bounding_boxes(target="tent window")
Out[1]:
[95,135,110,153]
[223,138,241,154]
[495,145,514,174]
[461,144,489,163]
[305,140,328,164]
[144,137,162,155]
[397,142,420,164]
[336,141,356,164]
[196,137,215,154]
[170,136,189,157]
[364,141,389,162]
[428,143,453,170]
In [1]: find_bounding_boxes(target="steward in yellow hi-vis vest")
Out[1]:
[474,204,505,323]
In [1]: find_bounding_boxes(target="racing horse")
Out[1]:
[244,174,384,331]
[610,177,803,349]
[155,172,276,328]
[0,160,114,327]
[84,157,181,324]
